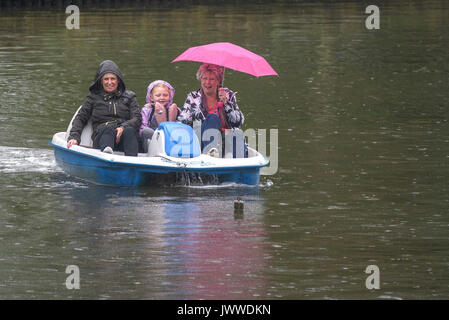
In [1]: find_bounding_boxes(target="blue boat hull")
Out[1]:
[52,143,261,187]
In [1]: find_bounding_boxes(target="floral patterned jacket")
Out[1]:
[177,88,244,129]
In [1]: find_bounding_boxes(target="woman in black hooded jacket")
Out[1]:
[67,60,141,156]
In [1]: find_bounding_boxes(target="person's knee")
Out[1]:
[122,126,137,137]
[201,114,221,134]
[141,127,154,137]
[205,113,220,124]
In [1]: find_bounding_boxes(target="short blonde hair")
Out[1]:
[196,63,224,84]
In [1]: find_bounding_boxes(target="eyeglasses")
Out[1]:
[201,77,216,82]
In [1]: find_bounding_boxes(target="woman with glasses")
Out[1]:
[178,63,245,157]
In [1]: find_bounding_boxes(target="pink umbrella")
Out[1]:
[171,42,278,78]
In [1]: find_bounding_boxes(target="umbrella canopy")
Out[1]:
[171,42,278,78]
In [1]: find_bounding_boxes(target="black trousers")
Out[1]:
[93,123,139,156]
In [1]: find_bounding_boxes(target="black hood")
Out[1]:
[89,60,126,92]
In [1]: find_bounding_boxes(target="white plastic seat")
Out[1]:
[65,105,94,147]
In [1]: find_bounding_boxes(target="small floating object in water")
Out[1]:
[234,197,244,210]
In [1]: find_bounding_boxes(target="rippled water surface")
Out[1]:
[1,0,449,299]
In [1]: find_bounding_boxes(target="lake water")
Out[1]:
[1,0,448,300]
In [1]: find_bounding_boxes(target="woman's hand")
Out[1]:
[115,126,124,144]
[67,139,78,148]
[218,87,227,104]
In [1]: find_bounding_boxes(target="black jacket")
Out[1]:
[68,60,141,144]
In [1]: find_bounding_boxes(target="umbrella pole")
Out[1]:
[222,67,225,87]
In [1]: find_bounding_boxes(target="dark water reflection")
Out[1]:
[62,185,268,299]
[1,1,449,299]
[2,167,269,299]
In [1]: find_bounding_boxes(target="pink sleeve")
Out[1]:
[139,104,152,136]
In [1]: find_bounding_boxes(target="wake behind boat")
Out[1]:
[49,107,269,187]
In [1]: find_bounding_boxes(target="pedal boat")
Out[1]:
[49,107,269,187]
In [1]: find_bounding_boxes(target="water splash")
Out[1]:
[0,146,60,174]
[175,172,221,187]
